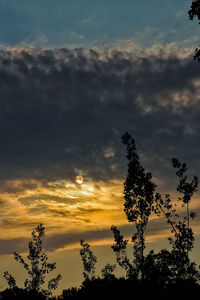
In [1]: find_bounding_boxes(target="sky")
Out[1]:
[0,0,200,295]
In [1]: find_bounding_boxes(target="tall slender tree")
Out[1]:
[121,132,156,280]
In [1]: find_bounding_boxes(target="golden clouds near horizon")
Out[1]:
[0,177,200,252]
[0,178,126,240]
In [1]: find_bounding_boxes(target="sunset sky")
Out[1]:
[0,0,200,294]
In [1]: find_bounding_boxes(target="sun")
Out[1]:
[75,175,84,185]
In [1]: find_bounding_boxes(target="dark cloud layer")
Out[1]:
[0,48,200,188]
[0,217,170,255]
[0,211,199,255]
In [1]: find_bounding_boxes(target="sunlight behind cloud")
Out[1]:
[0,177,200,255]
[0,178,126,242]
[75,176,84,185]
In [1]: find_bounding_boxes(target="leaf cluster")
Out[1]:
[3,224,62,298]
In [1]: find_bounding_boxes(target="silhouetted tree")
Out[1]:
[120,132,156,280]
[3,224,62,298]
[172,158,198,232]
[59,287,79,299]
[189,0,200,61]
[111,225,136,279]
[143,249,177,288]
[110,133,200,287]
[80,239,97,281]
[153,159,199,282]
[0,287,46,300]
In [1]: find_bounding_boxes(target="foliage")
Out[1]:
[0,287,46,300]
[58,287,79,300]
[143,249,175,287]
[188,0,200,22]
[189,0,200,61]
[58,277,200,299]
[111,225,136,279]
[110,132,200,286]
[153,158,199,282]
[80,239,97,281]
[3,224,62,298]
[101,263,116,280]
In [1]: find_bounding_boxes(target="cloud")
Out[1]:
[0,46,200,254]
[0,219,168,254]
[0,47,199,187]
[103,147,115,158]
[2,213,199,255]
[0,178,126,243]
[0,237,27,255]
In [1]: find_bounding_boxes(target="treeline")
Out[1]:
[0,132,200,299]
